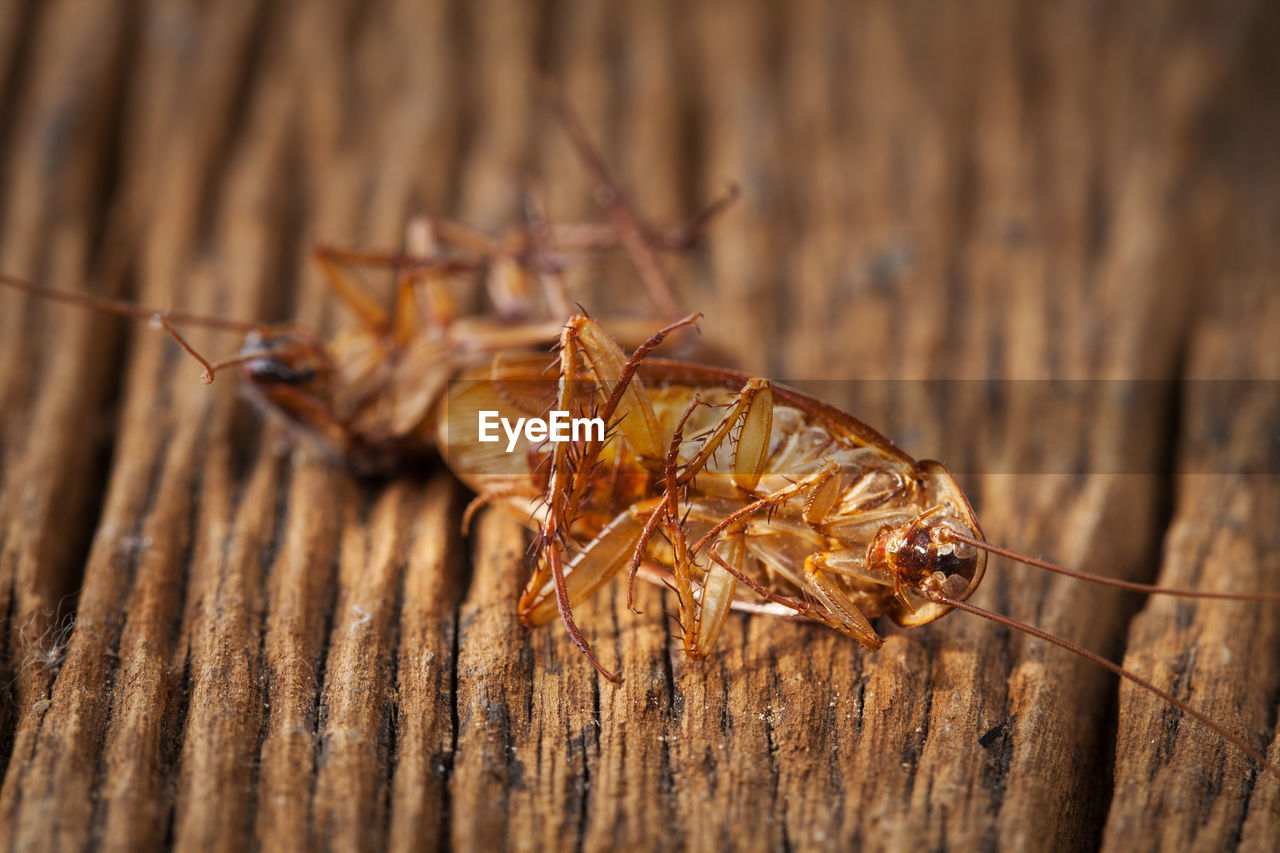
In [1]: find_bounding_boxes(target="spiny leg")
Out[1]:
[638,380,856,656]
[678,464,850,657]
[549,312,704,629]
[673,377,774,492]
[686,463,841,559]
[623,395,708,613]
[801,553,884,650]
[561,312,703,515]
[749,472,884,650]
[522,314,621,681]
[520,313,668,612]
[696,461,885,648]
[521,507,651,629]
[519,314,697,681]
[621,379,780,652]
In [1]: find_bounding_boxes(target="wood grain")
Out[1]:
[1,1,1278,851]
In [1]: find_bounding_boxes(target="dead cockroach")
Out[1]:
[436,311,1280,778]
[3,93,1278,785]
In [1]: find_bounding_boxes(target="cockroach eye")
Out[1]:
[245,358,317,385]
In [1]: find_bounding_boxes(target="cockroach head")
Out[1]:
[237,327,332,390]
[876,461,988,627]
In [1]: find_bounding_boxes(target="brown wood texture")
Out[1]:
[1,1,1279,850]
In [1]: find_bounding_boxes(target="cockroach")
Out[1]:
[2,90,1277,784]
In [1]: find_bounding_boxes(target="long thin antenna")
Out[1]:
[149,314,217,384]
[0,272,261,333]
[928,588,1280,778]
[945,530,1280,602]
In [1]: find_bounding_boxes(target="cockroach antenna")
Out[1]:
[0,272,267,383]
[0,273,260,334]
[928,588,1280,778]
[928,528,1280,776]
[942,530,1280,603]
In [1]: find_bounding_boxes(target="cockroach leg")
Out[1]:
[252,384,357,457]
[521,313,704,678]
[461,485,544,535]
[688,532,742,657]
[517,319,585,622]
[519,180,573,320]
[567,314,665,458]
[685,464,873,651]
[314,246,482,337]
[666,503,700,649]
[538,77,683,321]
[626,378,813,655]
[703,543,815,620]
[521,509,649,629]
[651,183,742,250]
[562,313,702,515]
[541,182,741,255]
[636,379,856,655]
[312,247,393,334]
[519,312,645,682]
[686,463,841,559]
[388,216,448,340]
[623,498,668,614]
[624,398,706,614]
[563,312,704,610]
[803,555,883,650]
[545,543,620,683]
[672,377,773,491]
[677,473,878,656]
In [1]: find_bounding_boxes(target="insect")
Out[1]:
[2,91,1277,783]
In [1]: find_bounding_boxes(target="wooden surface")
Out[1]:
[1,1,1279,850]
